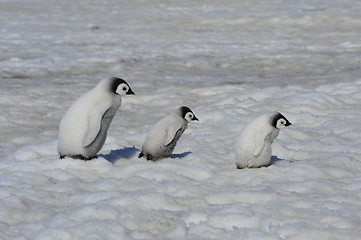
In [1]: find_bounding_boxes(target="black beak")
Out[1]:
[193,115,199,121]
[286,121,292,126]
[127,88,135,95]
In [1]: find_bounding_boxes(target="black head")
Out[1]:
[180,106,199,122]
[110,77,135,96]
[272,112,291,129]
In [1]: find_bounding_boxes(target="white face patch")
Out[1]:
[276,118,287,129]
[185,112,194,122]
[116,83,129,96]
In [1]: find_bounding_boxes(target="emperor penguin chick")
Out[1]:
[235,112,291,169]
[139,106,199,161]
[58,77,135,160]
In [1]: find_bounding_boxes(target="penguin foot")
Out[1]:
[138,152,153,161]
[236,164,244,169]
[59,155,65,159]
[237,163,271,169]
[69,154,97,161]
[88,156,98,160]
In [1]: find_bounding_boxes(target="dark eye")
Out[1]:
[123,87,127,91]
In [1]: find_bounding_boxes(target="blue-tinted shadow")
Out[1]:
[271,155,296,166]
[270,155,283,165]
[170,151,192,159]
[100,146,140,163]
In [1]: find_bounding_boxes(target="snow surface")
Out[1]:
[1,0,361,239]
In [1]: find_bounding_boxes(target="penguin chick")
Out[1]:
[57,77,135,160]
[235,112,291,169]
[139,106,199,161]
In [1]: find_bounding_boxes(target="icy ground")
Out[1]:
[1,0,361,239]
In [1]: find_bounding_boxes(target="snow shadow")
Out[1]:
[100,146,140,163]
[171,151,192,159]
[271,156,296,166]
[270,155,283,165]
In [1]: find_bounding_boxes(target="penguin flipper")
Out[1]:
[165,127,184,147]
[82,101,112,147]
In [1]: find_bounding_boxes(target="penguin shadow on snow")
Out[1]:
[271,156,296,166]
[265,156,293,168]
[170,151,192,159]
[99,146,140,163]
[141,151,193,161]
[270,155,283,166]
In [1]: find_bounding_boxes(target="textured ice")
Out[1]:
[1,0,361,239]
